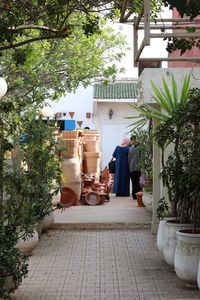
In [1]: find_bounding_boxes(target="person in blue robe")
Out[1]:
[112,137,130,196]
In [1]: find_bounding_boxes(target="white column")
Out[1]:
[151,140,161,234]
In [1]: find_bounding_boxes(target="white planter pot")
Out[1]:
[51,189,61,206]
[197,260,200,289]
[163,221,193,267]
[41,211,54,233]
[142,191,153,211]
[157,217,175,257]
[36,221,43,238]
[16,229,39,255]
[175,230,200,285]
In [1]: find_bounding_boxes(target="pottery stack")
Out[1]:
[60,130,82,205]
[82,130,101,181]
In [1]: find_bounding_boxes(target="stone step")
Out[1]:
[53,222,151,230]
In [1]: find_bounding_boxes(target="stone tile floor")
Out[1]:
[13,229,200,300]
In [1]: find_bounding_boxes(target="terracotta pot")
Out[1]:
[85,191,100,206]
[61,181,82,205]
[82,135,96,141]
[60,187,78,207]
[136,191,145,207]
[61,130,78,139]
[83,140,100,152]
[83,152,101,173]
[61,138,80,158]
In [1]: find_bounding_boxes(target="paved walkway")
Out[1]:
[13,194,200,300]
[53,194,152,229]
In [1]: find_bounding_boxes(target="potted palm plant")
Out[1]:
[169,88,200,285]
[129,73,193,265]
[130,72,200,284]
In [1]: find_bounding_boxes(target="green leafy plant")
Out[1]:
[156,197,169,220]
[0,226,28,299]
[18,112,62,221]
[128,73,198,224]
[0,108,62,298]
[129,73,191,127]
[130,128,153,192]
[155,88,200,230]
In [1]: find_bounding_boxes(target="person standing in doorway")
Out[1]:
[128,136,141,199]
[112,137,130,196]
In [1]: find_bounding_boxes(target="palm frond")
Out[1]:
[180,74,190,104]
[171,74,178,106]
[150,80,171,113]
[162,75,175,110]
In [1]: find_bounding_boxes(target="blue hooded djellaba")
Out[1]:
[112,137,130,196]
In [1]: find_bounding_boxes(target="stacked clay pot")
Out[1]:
[82,130,101,181]
[60,130,82,205]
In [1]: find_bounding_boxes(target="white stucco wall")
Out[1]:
[48,85,94,129]
[138,68,200,104]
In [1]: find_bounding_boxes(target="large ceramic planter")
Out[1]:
[163,220,193,267]
[83,151,101,173]
[83,140,100,152]
[41,211,54,233]
[175,230,200,285]
[61,130,78,139]
[61,158,81,183]
[61,138,80,159]
[61,180,82,205]
[36,221,43,238]
[16,228,39,255]
[142,190,153,211]
[197,260,200,289]
[51,189,61,206]
[156,217,175,257]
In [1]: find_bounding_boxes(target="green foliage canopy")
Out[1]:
[0,0,141,51]
[0,18,128,111]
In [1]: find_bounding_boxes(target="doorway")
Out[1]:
[101,124,130,169]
